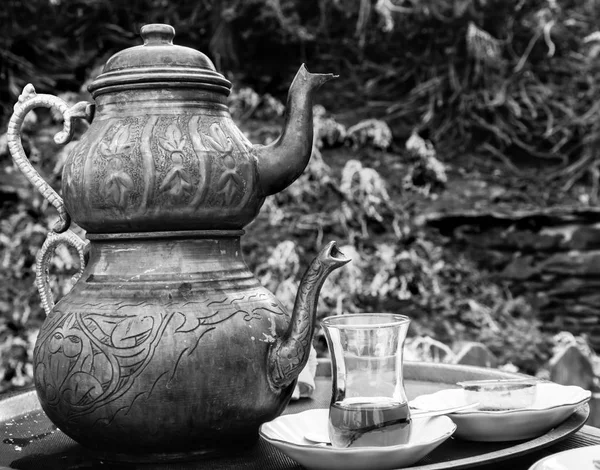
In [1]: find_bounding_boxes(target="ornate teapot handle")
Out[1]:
[36,230,89,317]
[7,84,94,233]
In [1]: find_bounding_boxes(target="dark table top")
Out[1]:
[0,377,598,470]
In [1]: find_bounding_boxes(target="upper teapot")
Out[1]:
[9,24,335,234]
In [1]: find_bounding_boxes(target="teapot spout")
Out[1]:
[254,64,337,196]
[267,241,350,390]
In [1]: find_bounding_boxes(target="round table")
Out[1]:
[0,363,597,469]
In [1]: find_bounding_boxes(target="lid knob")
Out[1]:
[141,24,175,46]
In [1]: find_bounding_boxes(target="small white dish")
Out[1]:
[528,444,600,469]
[457,378,538,410]
[411,382,591,442]
[259,408,456,470]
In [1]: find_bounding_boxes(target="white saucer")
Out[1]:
[259,408,456,470]
[411,382,591,442]
[528,444,600,469]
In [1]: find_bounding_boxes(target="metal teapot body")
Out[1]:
[62,87,264,233]
[33,235,290,458]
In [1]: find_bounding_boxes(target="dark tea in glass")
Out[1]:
[322,314,411,448]
[329,397,411,448]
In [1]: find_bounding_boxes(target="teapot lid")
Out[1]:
[87,24,231,97]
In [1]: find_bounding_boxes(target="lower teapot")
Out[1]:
[32,231,349,460]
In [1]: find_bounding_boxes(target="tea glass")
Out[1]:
[321,313,411,448]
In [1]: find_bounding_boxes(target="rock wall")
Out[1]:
[425,207,600,350]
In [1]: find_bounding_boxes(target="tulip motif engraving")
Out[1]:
[95,120,141,211]
[103,157,134,209]
[204,122,245,205]
[63,142,88,203]
[101,124,132,156]
[158,123,193,204]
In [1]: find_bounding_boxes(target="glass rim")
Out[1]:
[320,313,410,329]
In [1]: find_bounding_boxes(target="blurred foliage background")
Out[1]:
[3,0,600,394]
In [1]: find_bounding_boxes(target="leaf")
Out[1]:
[204,134,224,153]
[63,371,104,405]
[204,123,233,153]
[167,123,186,147]
[158,138,177,152]
[160,123,187,152]
[108,125,131,154]
[84,315,119,342]
[111,316,154,348]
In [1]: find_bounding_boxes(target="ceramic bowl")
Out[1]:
[528,444,600,470]
[457,378,538,410]
[259,408,456,470]
[411,382,591,442]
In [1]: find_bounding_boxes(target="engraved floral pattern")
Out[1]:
[204,123,244,205]
[35,310,173,419]
[63,141,87,203]
[34,289,287,424]
[158,123,193,203]
[102,157,134,208]
[79,115,260,230]
[100,124,132,156]
[94,122,139,211]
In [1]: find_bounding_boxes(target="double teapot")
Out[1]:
[8,24,349,460]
